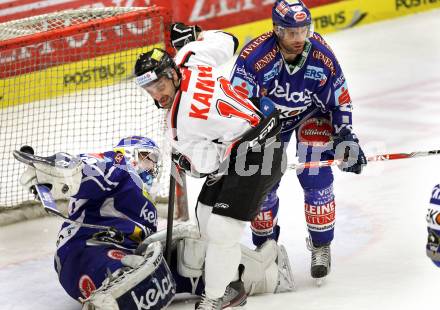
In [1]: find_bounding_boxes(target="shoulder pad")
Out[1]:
[310,32,336,56]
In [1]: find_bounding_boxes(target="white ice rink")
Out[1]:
[1,9,440,310]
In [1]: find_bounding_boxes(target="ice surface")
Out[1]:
[1,9,440,310]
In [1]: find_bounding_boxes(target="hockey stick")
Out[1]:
[13,146,122,235]
[175,168,189,221]
[165,169,176,265]
[287,149,440,170]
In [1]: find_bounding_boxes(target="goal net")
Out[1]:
[0,7,175,224]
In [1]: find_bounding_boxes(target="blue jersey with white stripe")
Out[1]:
[55,151,157,267]
[231,31,353,136]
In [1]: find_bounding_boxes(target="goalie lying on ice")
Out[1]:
[16,137,294,310]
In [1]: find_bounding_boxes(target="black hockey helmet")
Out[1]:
[134,48,180,108]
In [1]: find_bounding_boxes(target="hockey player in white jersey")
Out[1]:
[134,23,287,309]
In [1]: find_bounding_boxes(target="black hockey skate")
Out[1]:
[195,266,247,309]
[306,237,331,286]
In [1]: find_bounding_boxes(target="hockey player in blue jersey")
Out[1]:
[426,184,440,267]
[18,136,179,308]
[230,0,367,281]
[17,136,294,309]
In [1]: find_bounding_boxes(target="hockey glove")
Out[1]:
[332,128,367,174]
[170,22,202,51]
[171,152,192,172]
[172,152,209,178]
[16,151,83,199]
[259,97,276,118]
[247,97,275,118]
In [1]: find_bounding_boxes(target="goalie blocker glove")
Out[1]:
[170,22,202,51]
[332,128,367,174]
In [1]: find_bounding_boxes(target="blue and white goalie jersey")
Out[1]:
[55,151,158,267]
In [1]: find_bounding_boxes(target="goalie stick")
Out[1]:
[287,149,440,170]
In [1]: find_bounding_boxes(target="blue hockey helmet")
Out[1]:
[114,136,160,186]
[272,0,312,28]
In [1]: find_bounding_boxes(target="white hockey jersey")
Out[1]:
[167,31,262,174]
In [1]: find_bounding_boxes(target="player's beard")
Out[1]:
[160,85,178,109]
[159,96,172,109]
[279,39,305,57]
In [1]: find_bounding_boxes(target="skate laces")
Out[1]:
[306,237,330,267]
[224,285,235,300]
[197,294,221,309]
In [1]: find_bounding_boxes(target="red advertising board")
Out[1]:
[0,7,172,78]
[0,0,343,29]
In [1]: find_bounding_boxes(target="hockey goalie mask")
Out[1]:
[134,48,180,109]
[114,136,161,188]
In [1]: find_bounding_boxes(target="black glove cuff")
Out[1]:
[170,23,201,50]
[172,152,192,172]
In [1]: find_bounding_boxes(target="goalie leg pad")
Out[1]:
[82,242,176,310]
[177,237,206,278]
[240,240,295,295]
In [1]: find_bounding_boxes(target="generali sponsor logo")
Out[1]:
[312,50,336,76]
[254,46,278,72]
[312,33,336,56]
[239,31,273,60]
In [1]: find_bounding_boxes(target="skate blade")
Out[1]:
[315,277,325,287]
[224,299,247,309]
